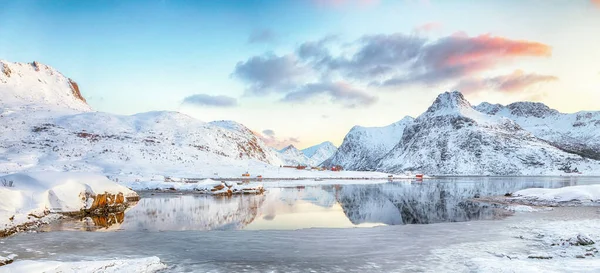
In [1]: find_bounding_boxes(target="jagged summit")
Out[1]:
[0,60,90,112]
[424,91,472,115]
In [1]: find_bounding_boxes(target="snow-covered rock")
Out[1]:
[376,91,600,175]
[475,101,600,160]
[0,172,138,236]
[323,117,414,170]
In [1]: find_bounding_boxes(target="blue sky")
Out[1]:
[1,0,599,148]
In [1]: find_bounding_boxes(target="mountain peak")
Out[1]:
[281,144,299,152]
[425,91,472,114]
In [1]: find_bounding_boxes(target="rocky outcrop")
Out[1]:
[1,63,11,78]
[68,78,87,103]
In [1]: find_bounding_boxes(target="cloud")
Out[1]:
[182,94,238,107]
[258,129,300,149]
[262,129,275,137]
[233,32,552,107]
[415,22,442,32]
[297,35,338,61]
[377,33,552,87]
[248,29,278,44]
[593,0,600,7]
[282,81,377,108]
[232,53,309,95]
[329,34,427,80]
[454,70,558,94]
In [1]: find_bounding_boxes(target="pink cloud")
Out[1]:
[592,0,600,7]
[454,70,558,94]
[441,34,552,68]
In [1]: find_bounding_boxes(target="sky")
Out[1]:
[1,0,599,149]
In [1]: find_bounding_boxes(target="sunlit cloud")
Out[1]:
[233,31,552,107]
[258,129,301,149]
[454,70,558,94]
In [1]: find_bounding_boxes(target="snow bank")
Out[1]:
[0,172,139,236]
[513,184,600,203]
[0,256,166,272]
[121,179,264,195]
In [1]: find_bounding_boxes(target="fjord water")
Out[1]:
[2,177,599,272]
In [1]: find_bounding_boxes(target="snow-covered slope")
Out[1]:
[376,91,600,175]
[323,117,414,170]
[0,60,287,178]
[301,141,337,166]
[475,102,600,160]
[0,60,90,112]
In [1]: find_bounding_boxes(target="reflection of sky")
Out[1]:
[245,187,384,230]
[246,200,383,230]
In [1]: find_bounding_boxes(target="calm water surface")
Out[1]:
[2,177,599,272]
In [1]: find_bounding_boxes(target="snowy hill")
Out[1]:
[0,60,285,178]
[475,102,600,160]
[323,117,414,170]
[376,92,600,175]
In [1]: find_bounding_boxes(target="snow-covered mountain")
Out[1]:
[474,102,600,160]
[277,145,312,166]
[275,142,337,166]
[376,92,600,175]
[322,117,414,170]
[0,60,283,178]
[302,141,337,166]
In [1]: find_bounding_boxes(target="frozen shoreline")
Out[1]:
[1,256,167,272]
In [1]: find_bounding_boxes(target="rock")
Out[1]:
[528,254,553,259]
[0,257,14,266]
[570,234,595,246]
[576,255,585,259]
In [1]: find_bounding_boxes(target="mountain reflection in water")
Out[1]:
[58,177,582,232]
